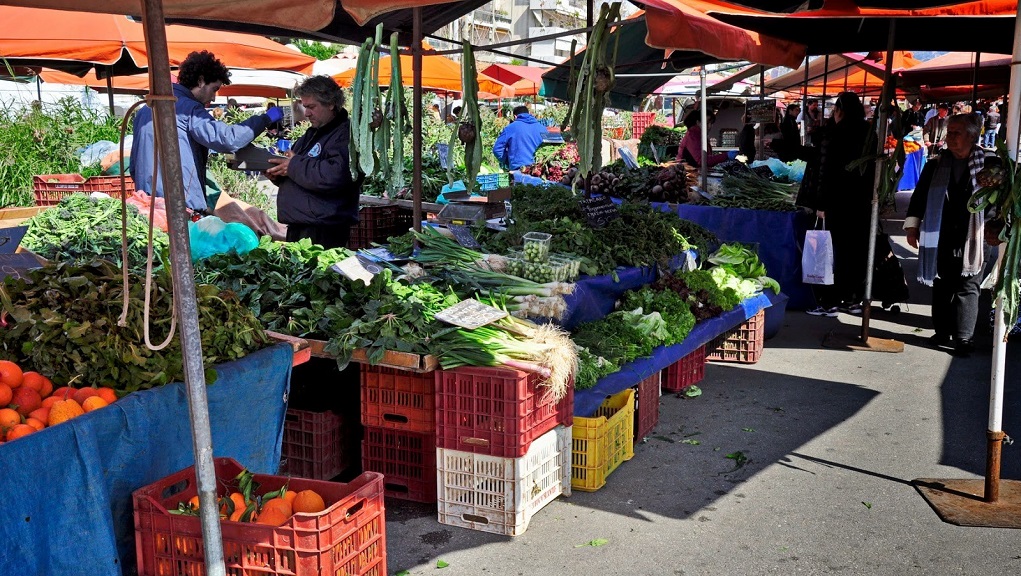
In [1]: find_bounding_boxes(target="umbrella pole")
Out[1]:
[914,5,1021,527]
[699,67,707,192]
[822,55,829,120]
[138,1,226,572]
[35,75,41,102]
[801,58,808,145]
[971,52,981,111]
[413,8,423,233]
[106,66,115,116]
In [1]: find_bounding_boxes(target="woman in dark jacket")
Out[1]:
[803,92,875,316]
[267,76,362,249]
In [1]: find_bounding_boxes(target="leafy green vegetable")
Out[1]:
[708,243,780,295]
[575,346,618,390]
[575,538,609,548]
[620,287,695,345]
[436,560,449,569]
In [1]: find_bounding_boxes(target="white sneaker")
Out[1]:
[806,306,839,317]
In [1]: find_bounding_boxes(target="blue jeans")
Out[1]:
[984,125,999,147]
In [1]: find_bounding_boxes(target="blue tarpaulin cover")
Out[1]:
[574,292,771,417]
[560,266,658,330]
[0,343,293,575]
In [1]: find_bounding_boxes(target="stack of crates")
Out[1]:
[134,458,387,576]
[360,365,438,503]
[279,409,346,480]
[707,310,766,364]
[349,204,399,249]
[434,365,574,535]
[631,112,657,140]
[633,372,661,443]
[571,388,635,492]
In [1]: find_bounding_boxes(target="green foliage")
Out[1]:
[207,155,276,219]
[620,286,695,345]
[292,39,342,60]
[0,260,268,392]
[0,98,126,207]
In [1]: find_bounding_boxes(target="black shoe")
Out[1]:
[929,333,952,348]
[953,339,974,358]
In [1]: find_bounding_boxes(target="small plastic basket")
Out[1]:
[634,372,661,443]
[360,365,436,434]
[133,457,386,576]
[706,310,765,364]
[437,426,571,536]
[475,172,510,191]
[361,426,437,503]
[279,409,346,480]
[522,231,552,263]
[661,346,706,393]
[571,388,635,492]
[32,173,134,206]
[435,365,574,458]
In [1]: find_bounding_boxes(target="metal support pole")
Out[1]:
[801,57,809,145]
[822,55,830,120]
[757,65,765,161]
[861,22,897,342]
[699,67,707,192]
[413,8,423,233]
[138,2,224,574]
[971,52,981,111]
[35,74,41,102]
[106,67,115,115]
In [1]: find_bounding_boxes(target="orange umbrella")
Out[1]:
[480,63,549,97]
[333,52,513,97]
[0,6,316,76]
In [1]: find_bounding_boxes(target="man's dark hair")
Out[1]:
[513,105,529,116]
[295,75,345,110]
[177,51,231,89]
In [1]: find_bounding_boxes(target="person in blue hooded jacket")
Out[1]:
[130,50,282,213]
[492,105,546,170]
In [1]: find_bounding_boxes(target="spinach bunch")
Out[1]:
[0,260,267,392]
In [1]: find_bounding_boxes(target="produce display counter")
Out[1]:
[1,343,294,575]
[668,204,815,310]
[898,147,926,191]
[560,265,658,330]
[574,292,771,417]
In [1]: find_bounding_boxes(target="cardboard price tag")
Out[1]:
[330,255,383,285]
[447,224,481,249]
[435,298,507,330]
[579,196,620,228]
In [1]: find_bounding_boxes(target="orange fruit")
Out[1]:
[41,396,63,409]
[50,387,75,400]
[73,387,99,406]
[0,407,21,431]
[28,407,49,423]
[229,492,246,513]
[228,508,245,522]
[10,387,41,417]
[47,399,84,427]
[261,497,293,518]
[188,495,200,510]
[82,396,108,413]
[0,382,12,406]
[6,423,34,441]
[24,417,45,431]
[38,375,53,398]
[20,372,46,393]
[0,360,23,390]
[292,490,326,514]
[282,490,297,505]
[255,506,289,526]
[96,387,118,404]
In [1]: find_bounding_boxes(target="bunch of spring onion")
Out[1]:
[507,294,569,321]
[410,226,484,265]
[432,300,577,400]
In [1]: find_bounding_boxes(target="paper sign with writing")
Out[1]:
[746,99,777,124]
[435,298,507,330]
[0,226,28,254]
[579,196,621,228]
[447,224,481,249]
[0,253,42,282]
[330,255,383,285]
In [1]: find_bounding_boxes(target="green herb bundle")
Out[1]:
[0,260,267,392]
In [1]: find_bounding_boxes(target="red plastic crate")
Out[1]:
[349,204,398,249]
[133,457,386,576]
[32,173,134,206]
[706,310,766,364]
[360,365,436,434]
[662,346,706,393]
[280,409,347,480]
[361,426,437,503]
[633,372,661,442]
[631,112,657,140]
[435,365,574,458]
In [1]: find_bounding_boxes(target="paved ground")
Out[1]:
[381,208,1021,575]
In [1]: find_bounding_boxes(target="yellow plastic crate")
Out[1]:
[571,388,635,492]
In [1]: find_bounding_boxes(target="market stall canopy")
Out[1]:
[36,67,304,98]
[764,51,920,97]
[693,0,1019,54]
[332,52,513,98]
[898,52,1012,91]
[0,6,316,76]
[480,63,548,97]
[638,1,806,69]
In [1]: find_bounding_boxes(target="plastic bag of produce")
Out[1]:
[188,216,259,261]
[802,226,834,285]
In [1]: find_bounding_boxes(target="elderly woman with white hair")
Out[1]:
[905,113,993,357]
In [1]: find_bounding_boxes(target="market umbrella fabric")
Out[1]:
[764,52,920,97]
[0,6,316,76]
[333,52,513,97]
[481,63,548,97]
[898,52,1012,91]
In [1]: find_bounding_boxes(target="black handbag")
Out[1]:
[871,231,909,308]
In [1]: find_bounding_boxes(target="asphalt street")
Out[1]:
[381,208,1021,576]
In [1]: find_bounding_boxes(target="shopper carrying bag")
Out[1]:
[802,218,834,286]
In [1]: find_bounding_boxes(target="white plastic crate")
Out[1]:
[436,425,571,536]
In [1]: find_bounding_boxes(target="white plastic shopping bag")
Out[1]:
[802,226,834,285]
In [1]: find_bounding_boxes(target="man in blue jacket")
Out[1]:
[492,105,546,170]
[265,76,361,249]
[131,50,282,213]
